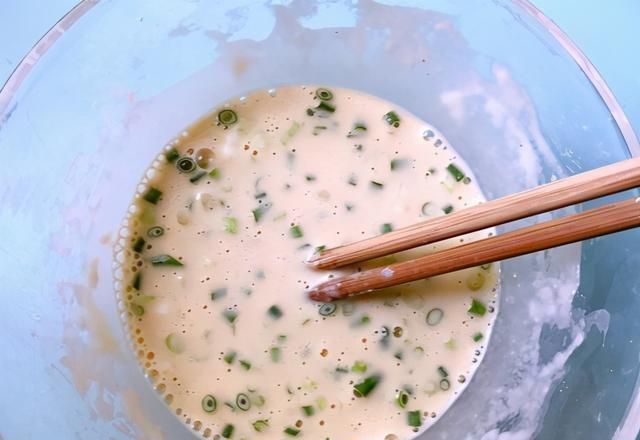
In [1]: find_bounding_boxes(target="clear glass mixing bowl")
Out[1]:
[1,1,639,439]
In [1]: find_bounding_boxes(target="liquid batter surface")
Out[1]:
[115,86,499,440]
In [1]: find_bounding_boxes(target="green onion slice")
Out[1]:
[318,303,337,316]
[407,410,422,427]
[143,187,162,204]
[176,157,197,173]
[384,111,401,127]
[218,109,238,126]
[396,390,410,408]
[268,305,283,319]
[353,374,381,397]
[289,225,303,238]
[302,405,315,416]
[150,254,182,266]
[165,333,186,354]
[426,308,443,326]
[468,298,487,316]
[201,394,217,413]
[315,88,333,101]
[284,426,300,436]
[147,226,164,238]
[236,393,251,411]
[221,424,234,438]
[252,419,269,432]
[446,163,466,181]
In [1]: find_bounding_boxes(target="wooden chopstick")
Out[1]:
[308,197,640,302]
[308,157,640,270]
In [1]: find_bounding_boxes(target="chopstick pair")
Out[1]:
[307,157,640,302]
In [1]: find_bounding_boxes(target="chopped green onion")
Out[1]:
[224,216,239,234]
[353,374,381,397]
[370,180,384,189]
[445,338,457,350]
[252,419,269,432]
[426,308,443,326]
[223,309,238,324]
[319,303,337,316]
[223,351,237,364]
[240,360,252,370]
[165,148,180,163]
[150,254,183,266]
[443,204,454,214]
[208,168,221,179]
[143,187,162,204]
[466,272,486,291]
[437,366,449,378]
[351,360,368,374]
[218,109,238,126]
[302,405,315,416]
[147,226,164,238]
[190,170,207,183]
[252,205,270,223]
[277,334,288,343]
[236,393,251,411]
[130,303,144,317]
[315,88,333,101]
[407,410,422,427]
[421,202,433,216]
[243,287,253,296]
[284,426,301,436]
[390,158,409,171]
[210,287,228,301]
[132,237,146,253]
[282,121,302,145]
[289,225,303,238]
[201,394,217,413]
[468,298,487,316]
[317,101,335,113]
[270,346,281,362]
[396,390,410,408]
[176,157,197,173]
[221,423,235,438]
[132,272,141,290]
[267,305,283,319]
[383,111,401,127]
[305,174,317,182]
[314,245,326,254]
[252,395,266,407]
[446,163,466,182]
[335,365,349,373]
[440,379,450,390]
[473,332,484,342]
[394,350,404,360]
[380,223,393,234]
[347,123,367,138]
[165,333,185,354]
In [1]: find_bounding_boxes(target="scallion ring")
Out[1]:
[218,109,238,126]
[147,226,164,238]
[315,88,333,101]
[236,393,251,411]
[201,394,217,413]
[319,303,337,316]
[176,157,196,173]
[426,308,444,326]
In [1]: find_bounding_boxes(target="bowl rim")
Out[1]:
[1,1,638,438]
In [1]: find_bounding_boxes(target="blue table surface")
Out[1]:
[1,2,639,439]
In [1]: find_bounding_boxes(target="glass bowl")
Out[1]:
[1,1,638,439]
